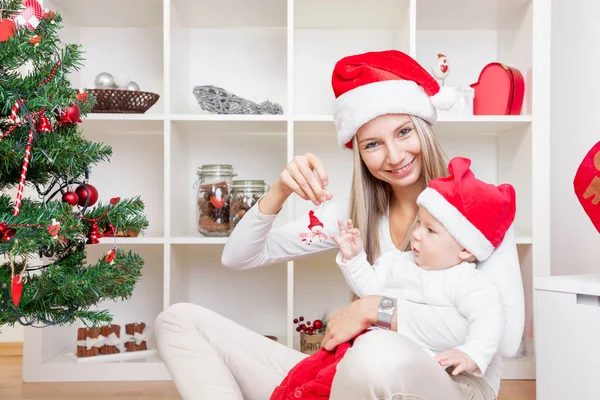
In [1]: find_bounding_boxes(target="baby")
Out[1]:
[332,157,516,377]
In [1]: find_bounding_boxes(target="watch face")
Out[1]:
[380,298,394,310]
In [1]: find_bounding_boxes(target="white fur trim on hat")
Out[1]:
[416,187,495,261]
[333,80,437,148]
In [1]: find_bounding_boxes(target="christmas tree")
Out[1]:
[0,0,147,328]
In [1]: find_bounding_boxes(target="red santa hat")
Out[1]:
[308,210,324,231]
[331,50,457,149]
[416,157,516,261]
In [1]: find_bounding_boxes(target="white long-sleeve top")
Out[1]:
[336,249,504,377]
[221,197,525,396]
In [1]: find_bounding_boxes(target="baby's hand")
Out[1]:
[330,218,364,263]
[435,349,478,376]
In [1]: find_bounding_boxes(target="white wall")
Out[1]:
[550,0,600,275]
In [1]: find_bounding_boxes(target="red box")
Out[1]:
[470,62,525,115]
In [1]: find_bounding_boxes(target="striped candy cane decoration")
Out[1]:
[13,129,34,216]
[9,99,24,124]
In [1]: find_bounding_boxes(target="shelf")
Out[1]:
[170,236,228,245]
[55,349,159,364]
[293,115,532,136]
[80,117,163,134]
[50,0,163,28]
[171,0,287,28]
[416,0,532,30]
[97,237,166,245]
[169,114,287,122]
[86,114,166,121]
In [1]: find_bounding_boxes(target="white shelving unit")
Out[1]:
[19,0,550,383]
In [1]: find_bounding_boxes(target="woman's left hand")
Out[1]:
[321,295,381,351]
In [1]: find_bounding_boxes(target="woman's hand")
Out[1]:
[331,218,364,263]
[321,295,381,351]
[276,153,333,207]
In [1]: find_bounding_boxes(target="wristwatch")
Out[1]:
[375,296,396,330]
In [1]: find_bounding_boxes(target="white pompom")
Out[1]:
[430,86,459,110]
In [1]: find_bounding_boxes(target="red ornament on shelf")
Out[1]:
[470,62,525,115]
[62,191,78,206]
[75,183,98,207]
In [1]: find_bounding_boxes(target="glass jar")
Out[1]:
[195,164,237,236]
[229,180,270,230]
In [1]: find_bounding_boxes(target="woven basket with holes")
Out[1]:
[89,89,160,114]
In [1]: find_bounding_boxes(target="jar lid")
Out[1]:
[232,179,266,188]
[197,164,234,174]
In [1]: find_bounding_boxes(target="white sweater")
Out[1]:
[337,250,504,378]
[221,198,525,396]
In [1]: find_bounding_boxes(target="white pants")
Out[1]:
[154,303,496,400]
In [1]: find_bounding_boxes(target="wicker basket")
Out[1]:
[89,89,160,114]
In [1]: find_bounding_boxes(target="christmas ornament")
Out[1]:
[0,223,17,242]
[126,81,140,91]
[298,210,329,244]
[47,219,60,238]
[62,190,78,206]
[0,18,16,42]
[29,34,41,45]
[42,9,55,20]
[56,104,82,125]
[104,248,116,265]
[14,129,34,216]
[75,183,98,207]
[113,73,131,89]
[470,62,525,115]
[103,223,116,237]
[431,52,450,86]
[573,140,600,233]
[77,91,88,102]
[87,221,100,244]
[94,72,115,88]
[37,113,52,132]
[12,0,42,31]
[11,276,23,307]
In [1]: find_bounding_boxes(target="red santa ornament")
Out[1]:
[573,140,600,233]
[299,210,329,245]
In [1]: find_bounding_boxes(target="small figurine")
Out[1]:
[432,52,450,86]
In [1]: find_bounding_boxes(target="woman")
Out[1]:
[154,50,525,400]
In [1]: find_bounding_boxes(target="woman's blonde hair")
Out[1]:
[348,115,448,300]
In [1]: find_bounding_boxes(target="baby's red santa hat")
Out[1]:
[416,157,516,262]
[331,50,458,149]
[308,210,324,231]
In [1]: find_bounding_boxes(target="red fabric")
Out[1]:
[307,210,324,230]
[428,157,516,248]
[331,50,440,99]
[270,342,353,400]
[573,140,600,233]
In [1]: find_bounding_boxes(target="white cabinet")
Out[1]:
[534,274,600,400]
[15,0,550,382]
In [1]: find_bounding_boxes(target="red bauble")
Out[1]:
[0,19,16,42]
[56,104,82,125]
[75,184,99,207]
[313,320,323,330]
[62,191,79,206]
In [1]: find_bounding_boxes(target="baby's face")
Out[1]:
[410,207,470,270]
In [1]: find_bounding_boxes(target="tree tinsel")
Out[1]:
[0,1,148,328]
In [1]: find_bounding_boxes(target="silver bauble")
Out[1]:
[126,81,140,91]
[95,72,115,89]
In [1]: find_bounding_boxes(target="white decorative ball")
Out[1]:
[113,73,131,89]
[94,72,115,89]
[126,81,140,91]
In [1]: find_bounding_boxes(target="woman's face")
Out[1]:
[356,114,422,188]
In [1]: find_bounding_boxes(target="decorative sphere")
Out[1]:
[126,81,140,91]
[114,73,131,89]
[94,72,115,89]
[75,184,99,207]
[62,191,79,206]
